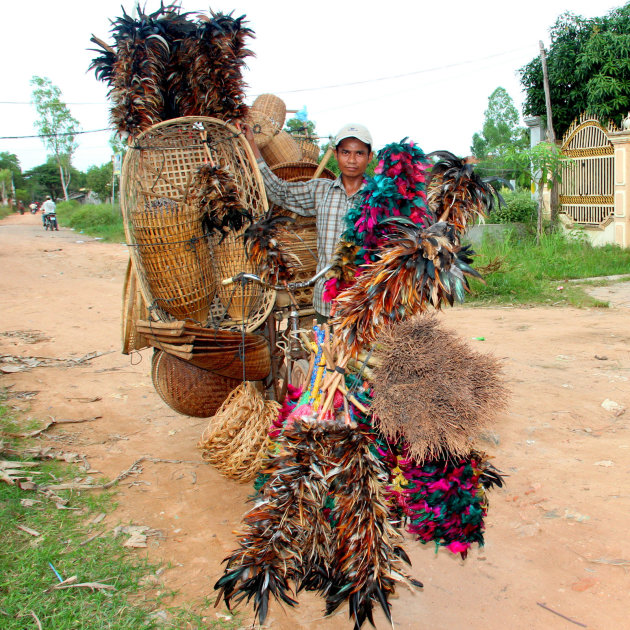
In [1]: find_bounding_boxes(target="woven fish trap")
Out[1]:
[245,110,281,149]
[251,93,286,129]
[261,130,303,167]
[121,116,273,329]
[293,136,320,163]
[151,349,242,418]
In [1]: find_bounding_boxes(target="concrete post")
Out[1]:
[608,129,630,247]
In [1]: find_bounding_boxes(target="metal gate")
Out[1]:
[559,114,618,228]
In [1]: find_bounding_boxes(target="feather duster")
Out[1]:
[370,313,509,462]
[192,163,252,240]
[243,215,302,285]
[426,151,497,233]
[331,220,482,355]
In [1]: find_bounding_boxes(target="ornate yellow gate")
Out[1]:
[559,114,619,228]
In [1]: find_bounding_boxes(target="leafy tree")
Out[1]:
[86,162,113,201]
[0,168,13,204]
[284,116,317,139]
[30,76,80,201]
[0,152,24,188]
[520,5,630,138]
[471,87,529,185]
[25,158,85,201]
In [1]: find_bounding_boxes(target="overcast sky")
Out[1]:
[0,0,621,173]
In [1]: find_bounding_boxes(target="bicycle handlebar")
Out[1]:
[222,264,332,291]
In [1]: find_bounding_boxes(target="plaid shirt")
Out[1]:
[257,159,366,316]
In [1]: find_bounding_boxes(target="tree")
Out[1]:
[0,152,24,188]
[285,117,317,139]
[86,162,113,201]
[470,87,529,185]
[520,5,630,138]
[25,158,85,201]
[30,76,80,201]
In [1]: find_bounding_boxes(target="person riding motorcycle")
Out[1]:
[41,196,58,230]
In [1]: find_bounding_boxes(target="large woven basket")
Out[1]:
[151,350,242,418]
[271,161,336,184]
[261,130,303,167]
[293,136,320,163]
[246,110,281,149]
[251,94,286,129]
[120,116,274,330]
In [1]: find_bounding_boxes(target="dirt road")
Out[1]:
[1,212,629,630]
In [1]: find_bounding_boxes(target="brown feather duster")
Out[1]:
[371,314,509,462]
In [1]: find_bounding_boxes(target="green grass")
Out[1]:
[466,228,630,307]
[0,206,14,220]
[0,395,240,629]
[56,201,125,243]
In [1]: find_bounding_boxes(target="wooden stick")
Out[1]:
[313,145,334,179]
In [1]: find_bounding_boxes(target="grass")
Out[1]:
[0,206,15,220]
[465,228,630,307]
[56,201,126,243]
[0,394,240,629]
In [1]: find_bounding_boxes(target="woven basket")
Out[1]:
[261,130,303,167]
[121,116,274,330]
[122,258,149,354]
[293,136,320,163]
[245,110,281,149]
[251,94,286,128]
[271,161,336,183]
[151,350,242,418]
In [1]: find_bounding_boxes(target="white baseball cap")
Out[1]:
[334,123,373,149]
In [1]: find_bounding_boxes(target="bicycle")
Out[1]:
[221,265,331,402]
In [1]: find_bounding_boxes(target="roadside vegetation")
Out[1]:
[467,227,630,307]
[56,200,125,242]
[0,394,239,629]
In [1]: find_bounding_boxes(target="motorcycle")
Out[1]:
[44,213,58,231]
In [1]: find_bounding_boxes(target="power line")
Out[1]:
[0,128,112,140]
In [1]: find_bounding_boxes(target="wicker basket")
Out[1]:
[271,161,336,183]
[122,258,149,354]
[245,110,281,149]
[151,350,242,418]
[120,116,274,330]
[293,136,320,163]
[261,130,303,167]
[251,94,286,129]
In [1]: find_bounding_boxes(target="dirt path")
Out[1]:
[1,212,629,630]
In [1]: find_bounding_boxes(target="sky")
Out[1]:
[0,0,622,174]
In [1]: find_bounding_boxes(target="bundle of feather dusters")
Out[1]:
[215,418,423,630]
[193,163,252,240]
[89,3,254,137]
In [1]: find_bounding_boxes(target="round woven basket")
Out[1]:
[151,350,242,418]
[261,130,303,167]
[251,94,286,129]
[271,161,336,183]
[120,116,274,330]
[245,110,281,149]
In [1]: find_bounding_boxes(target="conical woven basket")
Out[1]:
[251,94,286,129]
[245,110,281,149]
[293,136,320,163]
[261,130,303,167]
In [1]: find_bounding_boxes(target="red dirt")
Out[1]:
[1,211,629,629]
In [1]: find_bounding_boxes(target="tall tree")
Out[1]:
[520,5,630,138]
[30,76,80,201]
[0,152,24,188]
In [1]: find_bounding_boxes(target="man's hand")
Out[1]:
[235,120,263,160]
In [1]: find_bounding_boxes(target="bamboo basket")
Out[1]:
[121,257,149,354]
[151,349,242,418]
[120,116,274,330]
[261,130,303,167]
[251,94,286,129]
[293,135,320,163]
[245,110,281,149]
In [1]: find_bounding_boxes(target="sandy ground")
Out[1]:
[1,211,629,630]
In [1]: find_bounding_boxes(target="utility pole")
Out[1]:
[539,40,559,226]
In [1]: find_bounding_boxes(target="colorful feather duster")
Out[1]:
[331,220,481,356]
[426,151,497,233]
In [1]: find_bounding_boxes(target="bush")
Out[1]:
[488,188,537,224]
[56,202,125,242]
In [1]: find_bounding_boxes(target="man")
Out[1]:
[241,123,373,321]
[41,196,58,230]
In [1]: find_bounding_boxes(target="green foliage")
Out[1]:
[520,6,630,137]
[467,230,630,306]
[24,158,84,201]
[86,162,113,201]
[30,76,80,200]
[488,188,537,224]
[56,202,125,242]
[285,116,317,138]
[0,152,24,188]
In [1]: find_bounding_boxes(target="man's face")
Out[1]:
[335,138,372,179]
